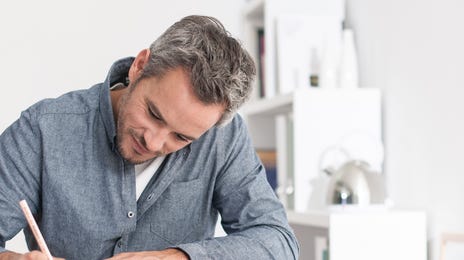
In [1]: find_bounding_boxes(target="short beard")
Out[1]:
[114,81,144,164]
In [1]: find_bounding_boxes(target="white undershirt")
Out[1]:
[134,156,165,201]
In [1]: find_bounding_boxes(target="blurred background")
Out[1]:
[1,1,463,259]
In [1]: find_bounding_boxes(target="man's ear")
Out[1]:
[128,49,150,82]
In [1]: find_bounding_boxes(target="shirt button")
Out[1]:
[147,193,154,201]
[127,211,135,218]
[117,241,122,248]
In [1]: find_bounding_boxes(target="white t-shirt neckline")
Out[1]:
[134,156,166,201]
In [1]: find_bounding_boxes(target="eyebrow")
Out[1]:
[145,98,198,141]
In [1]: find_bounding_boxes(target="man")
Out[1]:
[0,15,299,259]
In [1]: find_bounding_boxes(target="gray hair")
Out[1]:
[140,15,256,126]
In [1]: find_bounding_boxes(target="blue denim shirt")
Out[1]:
[0,58,299,260]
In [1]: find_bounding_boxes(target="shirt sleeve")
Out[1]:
[176,116,299,260]
[0,108,42,252]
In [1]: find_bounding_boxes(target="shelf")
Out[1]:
[240,93,293,116]
[287,208,426,228]
[240,87,380,117]
[287,210,329,228]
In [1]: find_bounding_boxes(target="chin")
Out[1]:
[123,151,153,164]
[116,143,141,164]
[132,156,155,165]
[122,155,148,165]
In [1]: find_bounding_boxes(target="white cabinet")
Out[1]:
[240,0,384,213]
[288,209,427,260]
[240,0,382,211]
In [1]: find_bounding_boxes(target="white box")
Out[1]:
[329,209,427,260]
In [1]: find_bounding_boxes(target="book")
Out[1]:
[257,28,266,98]
[256,149,277,191]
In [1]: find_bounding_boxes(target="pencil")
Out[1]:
[19,200,53,260]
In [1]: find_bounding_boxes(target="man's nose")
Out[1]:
[144,127,169,153]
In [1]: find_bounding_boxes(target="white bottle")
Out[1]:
[318,42,339,89]
[309,47,320,87]
[339,29,359,89]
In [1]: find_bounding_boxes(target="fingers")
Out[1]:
[22,251,63,260]
[23,251,49,260]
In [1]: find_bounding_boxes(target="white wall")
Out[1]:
[345,0,464,259]
[4,1,463,259]
[0,0,247,131]
[0,0,246,253]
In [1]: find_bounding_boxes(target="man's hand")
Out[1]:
[105,248,189,260]
[0,250,64,260]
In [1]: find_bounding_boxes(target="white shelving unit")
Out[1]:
[239,1,427,260]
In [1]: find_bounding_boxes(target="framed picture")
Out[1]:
[440,233,464,260]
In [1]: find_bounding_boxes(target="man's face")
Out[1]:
[115,67,224,164]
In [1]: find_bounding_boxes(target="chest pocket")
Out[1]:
[149,178,203,245]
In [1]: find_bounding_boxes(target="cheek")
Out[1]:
[122,107,149,129]
[120,94,149,127]
[164,140,191,154]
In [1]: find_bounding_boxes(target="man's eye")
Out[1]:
[176,134,189,142]
[149,109,161,120]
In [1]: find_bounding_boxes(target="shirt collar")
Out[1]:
[99,57,135,151]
